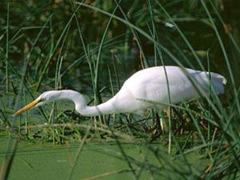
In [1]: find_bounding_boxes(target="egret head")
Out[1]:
[12,91,61,117]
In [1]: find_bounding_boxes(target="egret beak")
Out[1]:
[12,98,41,117]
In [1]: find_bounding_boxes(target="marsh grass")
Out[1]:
[1,0,240,179]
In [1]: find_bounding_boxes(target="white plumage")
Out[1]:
[13,66,226,117]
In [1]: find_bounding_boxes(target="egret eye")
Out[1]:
[40,98,45,102]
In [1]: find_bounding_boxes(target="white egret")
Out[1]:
[13,66,226,117]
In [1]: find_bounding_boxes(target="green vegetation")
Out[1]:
[1,0,240,179]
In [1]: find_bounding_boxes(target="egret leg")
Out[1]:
[151,113,162,141]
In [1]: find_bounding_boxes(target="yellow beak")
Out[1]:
[12,98,41,117]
